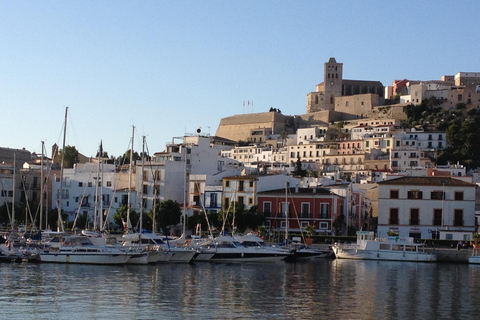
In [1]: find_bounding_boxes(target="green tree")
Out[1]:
[333,213,345,236]
[116,150,141,165]
[73,212,90,230]
[156,200,182,234]
[293,154,307,177]
[58,145,79,168]
[305,225,315,238]
[113,205,139,231]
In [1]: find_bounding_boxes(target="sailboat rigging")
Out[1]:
[56,107,68,232]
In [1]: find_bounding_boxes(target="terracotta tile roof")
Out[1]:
[258,187,333,196]
[377,176,476,187]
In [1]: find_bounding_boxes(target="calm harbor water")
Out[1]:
[1,260,480,320]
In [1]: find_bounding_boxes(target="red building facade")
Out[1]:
[257,187,344,235]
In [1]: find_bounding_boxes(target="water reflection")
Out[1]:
[1,261,480,319]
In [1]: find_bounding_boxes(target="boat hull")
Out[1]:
[333,247,437,262]
[209,250,289,263]
[286,248,333,261]
[166,248,197,263]
[126,252,149,265]
[468,256,480,264]
[40,251,130,265]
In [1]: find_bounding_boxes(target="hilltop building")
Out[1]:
[306,57,385,117]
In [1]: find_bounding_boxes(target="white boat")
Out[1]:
[201,234,290,263]
[40,235,130,265]
[84,231,152,264]
[142,233,196,263]
[186,236,216,261]
[468,255,480,264]
[332,231,437,262]
[122,233,196,263]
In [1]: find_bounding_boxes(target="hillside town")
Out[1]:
[2,57,480,244]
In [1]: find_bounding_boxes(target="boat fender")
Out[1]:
[5,240,11,251]
[65,241,70,246]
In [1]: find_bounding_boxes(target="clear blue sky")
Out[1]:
[1,1,479,158]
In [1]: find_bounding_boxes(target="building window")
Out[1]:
[320,203,329,218]
[319,222,328,229]
[224,197,230,210]
[263,201,271,216]
[225,180,230,188]
[210,193,218,208]
[249,180,254,188]
[433,209,442,226]
[454,191,464,201]
[407,190,423,199]
[301,203,310,218]
[106,181,112,187]
[238,196,244,205]
[239,180,244,192]
[389,208,399,225]
[390,190,399,199]
[454,209,463,226]
[431,191,445,200]
[410,208,419,225]
[79,182,83,187]
[301,221,310,228]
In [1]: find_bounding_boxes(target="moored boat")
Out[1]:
[40,235,130,265]
[203,235,290,263]
[468,255,480,264]
[332,231,437,262]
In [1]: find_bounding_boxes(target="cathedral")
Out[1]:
[306,57,384,118]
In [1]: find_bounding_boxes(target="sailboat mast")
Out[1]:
[11,153,16,231]
[140,136,145,239]
[127,126,134,233]
[285,181,288,244]
[57,107,67,232]
[183,140,187,237]
[100,142,104,230]
[40,141,44,230]
[94,148,100,231]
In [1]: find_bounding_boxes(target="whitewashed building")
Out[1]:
[52,162,131,227]
[377,176,476,239]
